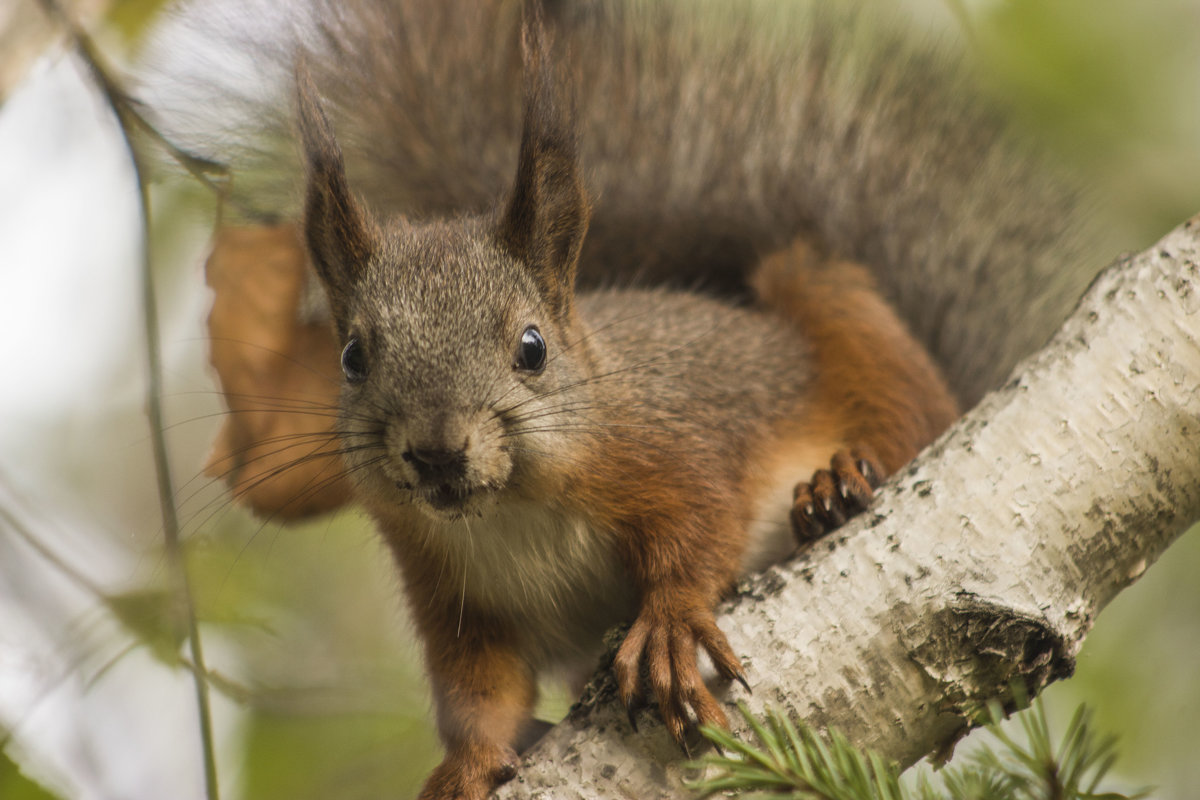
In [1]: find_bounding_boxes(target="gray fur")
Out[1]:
[140,0,1116,403]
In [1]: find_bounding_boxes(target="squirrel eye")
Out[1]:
[341,337,368,383]
[515,325,546,373]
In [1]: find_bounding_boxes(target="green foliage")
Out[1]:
[933,698,1147,800]
[241,709,438,800]
[103,0,177,47]
[691,698,1145,800]
[967,0,1200,236]
[1050,528,1200,795]
[184,511,442,799]
[0,748,60,800]
[104,587,189,666]
[693,703,903,800]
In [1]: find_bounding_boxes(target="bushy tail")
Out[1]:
[139,0,1116,404]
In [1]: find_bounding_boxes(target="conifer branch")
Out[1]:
[690,698,1146,800]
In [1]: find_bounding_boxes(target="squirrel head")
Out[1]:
[294,7,594,521]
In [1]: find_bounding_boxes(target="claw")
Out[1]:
[664,710,689,749]
[678,735,692,759]
[792,447,886,545]
[734,673,752,695]
[618,597,742,751]
[494,760,518,784]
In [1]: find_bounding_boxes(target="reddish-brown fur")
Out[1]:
[754,239,959,474]
[389,539,536,793]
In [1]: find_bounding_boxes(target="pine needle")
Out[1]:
[689,695,1148,800]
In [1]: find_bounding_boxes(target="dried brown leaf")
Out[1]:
[204,224,351,519]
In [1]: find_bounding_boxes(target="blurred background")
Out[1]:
[1,1,1198,798]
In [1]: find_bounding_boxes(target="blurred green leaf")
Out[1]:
[105,586,188,665]
[241,709,439,800]
[971,0,1200,235]
[977,2,1146,143]
[1045,525,1200,796]
[0,748,61,800]
[104,0,176,46]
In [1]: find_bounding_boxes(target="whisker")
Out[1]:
[485,306,662,411]
[216,454,392,592]
[456,516,474,639]
[181,438,386,536]
[502,426,685,466]
[204,336,342,386]
[495,344,713,420]
[187,431,362,499]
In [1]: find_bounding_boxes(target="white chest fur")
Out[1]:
[428,502,634,668]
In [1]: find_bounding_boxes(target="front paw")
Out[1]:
[612,594,749,748]
[418,745,518,800]
[791,446,883,544]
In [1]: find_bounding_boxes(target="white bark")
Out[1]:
[494,214,1200,799]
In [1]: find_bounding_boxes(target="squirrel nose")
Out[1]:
[403,446,467,482]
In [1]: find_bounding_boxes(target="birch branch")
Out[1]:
[496,214,1200,799]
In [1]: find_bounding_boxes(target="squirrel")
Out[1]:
[295,10,955,796]
[141,0,1113,797]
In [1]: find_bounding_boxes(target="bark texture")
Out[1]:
[494,215,1200,798]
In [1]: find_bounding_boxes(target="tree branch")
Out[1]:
[496,215,1200,798]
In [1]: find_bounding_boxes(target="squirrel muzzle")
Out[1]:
[382,409,514,521]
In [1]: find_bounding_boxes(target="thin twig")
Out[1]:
[0,471,257,707]
[0,488,106,600]
[33,2,221,797]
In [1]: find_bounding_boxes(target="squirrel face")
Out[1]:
[296,22,591,522]
[327,217,595,521]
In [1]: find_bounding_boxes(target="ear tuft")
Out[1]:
[296,61,378,328]
[497,1,591,318]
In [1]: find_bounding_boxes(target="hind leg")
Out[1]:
[751,239,958,544]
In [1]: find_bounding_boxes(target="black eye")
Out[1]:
[341,337,368,383]
[515,325,546,373]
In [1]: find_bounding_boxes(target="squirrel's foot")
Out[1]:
[790,446,883,544]
[613,592,748,748]
[417,743,518,800]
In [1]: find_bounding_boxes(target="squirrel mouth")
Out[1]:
[413,482,478,515]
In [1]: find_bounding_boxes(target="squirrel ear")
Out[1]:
[296,63,378,327]
[497,1,591,318]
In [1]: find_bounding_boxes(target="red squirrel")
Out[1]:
[291,7,956,798]
[141,0,1115,795]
